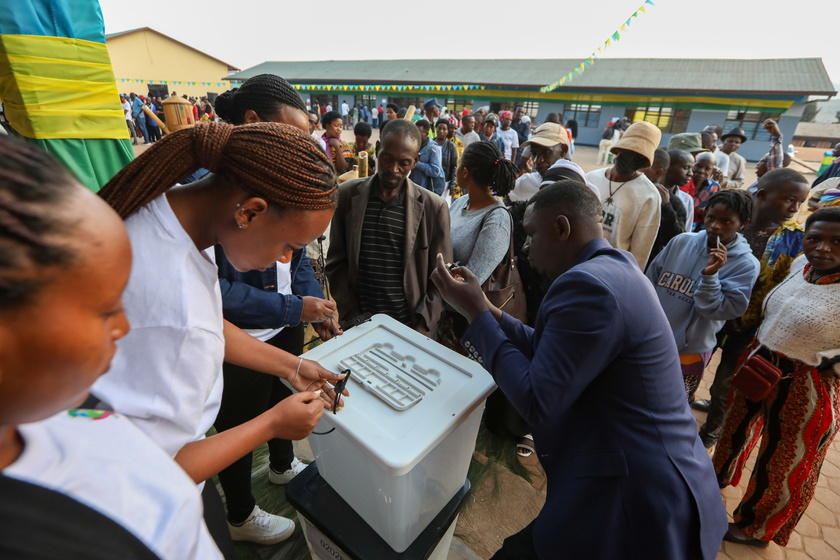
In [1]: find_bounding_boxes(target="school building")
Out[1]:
[226,58,836,161]
[105,27,239,101]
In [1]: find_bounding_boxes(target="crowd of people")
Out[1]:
[1,72,839,559]
[119,92,215,145]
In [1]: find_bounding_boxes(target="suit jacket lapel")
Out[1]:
[403,179,424,267]
[348,178,373,278]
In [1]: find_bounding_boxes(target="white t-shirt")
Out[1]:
[92,194,225,458]
[5,410,222,560]
[341,102,349,116]
[243,262,292,342]
[714,148,730,177]
[509,172,542,202]
[496,128,520,160]
[586,167,662,269]
[121,100,132,121]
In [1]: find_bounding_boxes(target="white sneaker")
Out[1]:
[268,457,306,485]
[227,506,295,544]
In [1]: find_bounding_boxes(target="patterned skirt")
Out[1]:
[713,346,840,545]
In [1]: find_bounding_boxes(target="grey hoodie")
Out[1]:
[645,231,760,354]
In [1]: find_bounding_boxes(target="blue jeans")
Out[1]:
[134,114,149,143]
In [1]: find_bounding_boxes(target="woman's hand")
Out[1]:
[266,391,327,440]
[294,359,349,409]
[430,253,489,322]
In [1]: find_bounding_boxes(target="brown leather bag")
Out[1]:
[733,353,812,402]
[481,207,527,322]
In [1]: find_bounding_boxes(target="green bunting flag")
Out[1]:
[539,1,656,93]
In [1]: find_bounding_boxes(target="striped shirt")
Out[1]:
[357,186,412,325]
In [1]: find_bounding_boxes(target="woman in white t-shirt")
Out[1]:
[0,136,222,560]
[92,123,348,545]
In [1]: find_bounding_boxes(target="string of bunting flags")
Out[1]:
[289,84,487,93]
[118,78,228,87]
[540,0,656,93]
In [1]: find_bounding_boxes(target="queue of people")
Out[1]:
[1,72,838,560]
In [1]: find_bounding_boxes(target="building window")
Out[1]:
[723,111,782,142]
[624,107,690,133]
[566,104,601,128]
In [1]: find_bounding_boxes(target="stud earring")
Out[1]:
[238,224,244,229]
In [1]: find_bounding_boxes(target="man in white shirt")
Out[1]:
[585,121,662,269]
[455,114,481,150]
[120,94,137,144]
[341,101,350,129]
[718,127,748,189]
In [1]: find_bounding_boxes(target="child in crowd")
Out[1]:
[646,190,760,400]
[320,110,351,173]
[0,136,222,559]
[683,152,721,231]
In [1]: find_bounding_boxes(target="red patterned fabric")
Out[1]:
[714,361,840,545]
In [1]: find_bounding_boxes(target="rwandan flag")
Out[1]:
[0,0,133,192]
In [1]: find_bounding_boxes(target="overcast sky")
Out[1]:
[98,0,840,86]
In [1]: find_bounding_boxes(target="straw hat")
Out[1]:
[610,121,662,167]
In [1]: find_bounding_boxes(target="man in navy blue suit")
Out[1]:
[432,180,727,559]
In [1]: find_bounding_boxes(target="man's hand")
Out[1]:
[315,318,343,342]
[711,166,724,183]
[763,119,782,137]
[430,253,489,322]
[703,239,728,276]
[301,296,337,324]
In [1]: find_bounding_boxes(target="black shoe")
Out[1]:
[698,423,720,448]
[692,399,711,412]
[722,524,770,548]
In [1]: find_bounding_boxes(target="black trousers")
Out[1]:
[700,329,755,442]
[214,324,304,523]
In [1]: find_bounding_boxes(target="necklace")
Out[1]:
[605,169,638,204]
[606,177,630,205]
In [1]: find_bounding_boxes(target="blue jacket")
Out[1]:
[412,139,445,195]
[216,246,324,329]
[462,238,727,560]
[646,231,759,354]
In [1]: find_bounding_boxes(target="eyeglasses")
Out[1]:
[333,369,351,414]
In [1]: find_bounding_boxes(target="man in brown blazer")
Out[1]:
[327,119,453,335]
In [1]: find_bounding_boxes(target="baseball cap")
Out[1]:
[521,122,570,149]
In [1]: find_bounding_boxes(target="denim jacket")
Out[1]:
[216,246,324,329]
[412,139,445,195]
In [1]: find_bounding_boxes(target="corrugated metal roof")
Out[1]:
[227,58,836,96]
[794,122,840,138]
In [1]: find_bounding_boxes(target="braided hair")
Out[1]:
[706,189,753,225]
[214,74,306,125]
[0,136,81,308]
[99,122,338,219]
[459,141,517,198]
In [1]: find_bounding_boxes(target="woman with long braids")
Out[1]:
[0,136,223,559]
[449,140,517,284]
[93,121,347,554]
[439,141,531,455]
[208,74,343,545]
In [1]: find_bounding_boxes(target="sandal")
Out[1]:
[516,434,535,458]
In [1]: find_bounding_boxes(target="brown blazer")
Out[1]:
[326,175,453,335]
